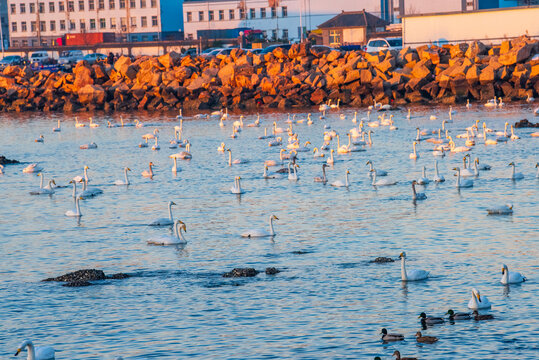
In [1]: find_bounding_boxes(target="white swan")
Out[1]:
[0,164,4,174]
[148,201,176,226]
[508,162,524,180]
[230,176,245,194]
[89,117,99,128]
[475,157,491,171]
[411,181,427,200]
[241,215,278,237]
[331,169,350,187]
[29,174,55,195]
[15,339,55,360]
[79,178,103,199]
[263,165,282,179]
[487,204,513,215]
[314,164,328,183]
[34,135,44,143]
[141,162,154,178]
[288,162,299,181]
[114,167,131,185]
[23,163,43,173]
[217,142,226,152]
[453,167,473,188]
[366,160,387,176]
[65,188,82,217]
[416,166,430,185]
[227,149,248,166]
[500,264,526,284]
[52,120,61,132]
[147,220,187,245]
[399,252,429,281]
[459,156,475,177]
[75,116,85,128]
[151,138,160,151]
[170,157,179,173]
[409,141,419,159]
[433,160,445,182]
[468,288,491,309]
[79,142,97,149]
[371,171,397,186]
[326,149,335,165]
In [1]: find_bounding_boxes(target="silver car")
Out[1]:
[365,37,403,53]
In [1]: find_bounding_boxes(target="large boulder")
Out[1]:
[499,42,535,66]
[158,52,181,69]
[465,41,487,58]
[78,84,105,104]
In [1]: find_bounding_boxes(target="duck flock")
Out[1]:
[2,100,538,359]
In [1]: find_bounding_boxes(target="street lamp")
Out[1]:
[239,31,244,49]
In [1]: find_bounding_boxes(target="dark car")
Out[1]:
[260,44,292,54]
[0,55,23,68]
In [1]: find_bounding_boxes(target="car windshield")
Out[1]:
[3,56,18,60]
[31,54,43,58]
[387,39,402,47]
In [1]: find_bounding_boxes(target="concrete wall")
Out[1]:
[402,6,539,46]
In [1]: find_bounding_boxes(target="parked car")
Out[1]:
[365,37,403,53]
[183,48,197,56]
[247,48,264,54]
[0,55,24,68]
[83,53,107,64]
[30,51,52,66]
[58,50,84,69]
[260,44,292,54]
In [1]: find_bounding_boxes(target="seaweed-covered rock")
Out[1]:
[223,268,259,278]
[107,273,130,279]
[43,269,106,282]
[370,257,395,263]
[0,155,19,165]
[62,280,94,287]
[265,267,280,275]
[514,119,539,128]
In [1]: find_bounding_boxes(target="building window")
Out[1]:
[119,0,125,8]
[141,16,147,27]
[22,40,28,46]
[89,0,94,9]
[186,12,192,22]
[209,10,214,20]
[329,30,341,45]
[130,17,136,27]
[80,19,85,29]
[249,8,255,18]
[78,0,84,10]
[109,0,115,9]
[40,21,45,31]
[282,6,287,17]
[120,17,126,30]
[129,0,135,8]
[140,0,145,7]
[30,3,36,13]
[67,1,74,10]
[260,8,265,18]
[151,15,157,26]
[39,2,45,13]
[152,34,158,40]
[239,8,245,19]
[98,0,104,9]
[20,4,26,13]
[229,9,234,19]
[21,21,27,31]
[110,17,116,28]
[60,20,65,30]
[150,0,156,7]
[282,28,288,39]
[50,20,56,31]
[10,4,15,14]
[141,35,148,41]
[99,18,105,28]
[12,40,19,47]
[90,18,96,29]
[59,1,64,11]
[187,33,193,39]
[271,29,277,40]
[198,11,204,21]
[49,2,55,11]
[31,21,37,31]
[70,19,75,29]
[271,7,276,18]
[11,22,17,32]
[218,10,224,20]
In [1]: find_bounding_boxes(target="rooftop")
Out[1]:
[318,10,388,29]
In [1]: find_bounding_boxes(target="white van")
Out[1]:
[30,51,51,65]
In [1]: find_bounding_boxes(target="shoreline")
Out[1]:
[0,37,537,113]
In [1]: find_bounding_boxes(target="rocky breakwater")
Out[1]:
[0,36,538,113]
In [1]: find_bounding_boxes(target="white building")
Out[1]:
[7,0,183,47]
[182,0,382,41]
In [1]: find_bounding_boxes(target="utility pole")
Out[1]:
[299,0,302,42]
[36,0,42,45]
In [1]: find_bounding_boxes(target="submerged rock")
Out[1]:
[370,257,395,263]
[222,268,259,278]
[514,119,539,128]
[0,155,19,165]
[265,267,280,275]
[43,269,130,285]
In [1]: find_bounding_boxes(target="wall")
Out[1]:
[402,6,539,46]
[183,0,380,41]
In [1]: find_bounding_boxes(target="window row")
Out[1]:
[9,0,157,14]
[10,16,158,32]
[185,6,287,22]
[185,28,288,40]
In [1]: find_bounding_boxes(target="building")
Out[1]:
[1,0,8,50]
[317,10,387,47]
[182,0,383,41]
[7,0,183,48]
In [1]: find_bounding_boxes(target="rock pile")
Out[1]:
[0,36,537,112]
[43,269,130,287]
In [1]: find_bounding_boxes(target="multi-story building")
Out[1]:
[182,0,382,41]
[7,0,183,47]
[1,0,8,50]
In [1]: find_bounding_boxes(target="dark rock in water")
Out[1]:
[514,119,539,128]
[0,155,19,165]
[291,250,311,255]
[43,269,106,282]
[265,267,280,275]
[223,268,259,278]
[370,257,395,263]
[107,273,130,279]
[62,280,94,287]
